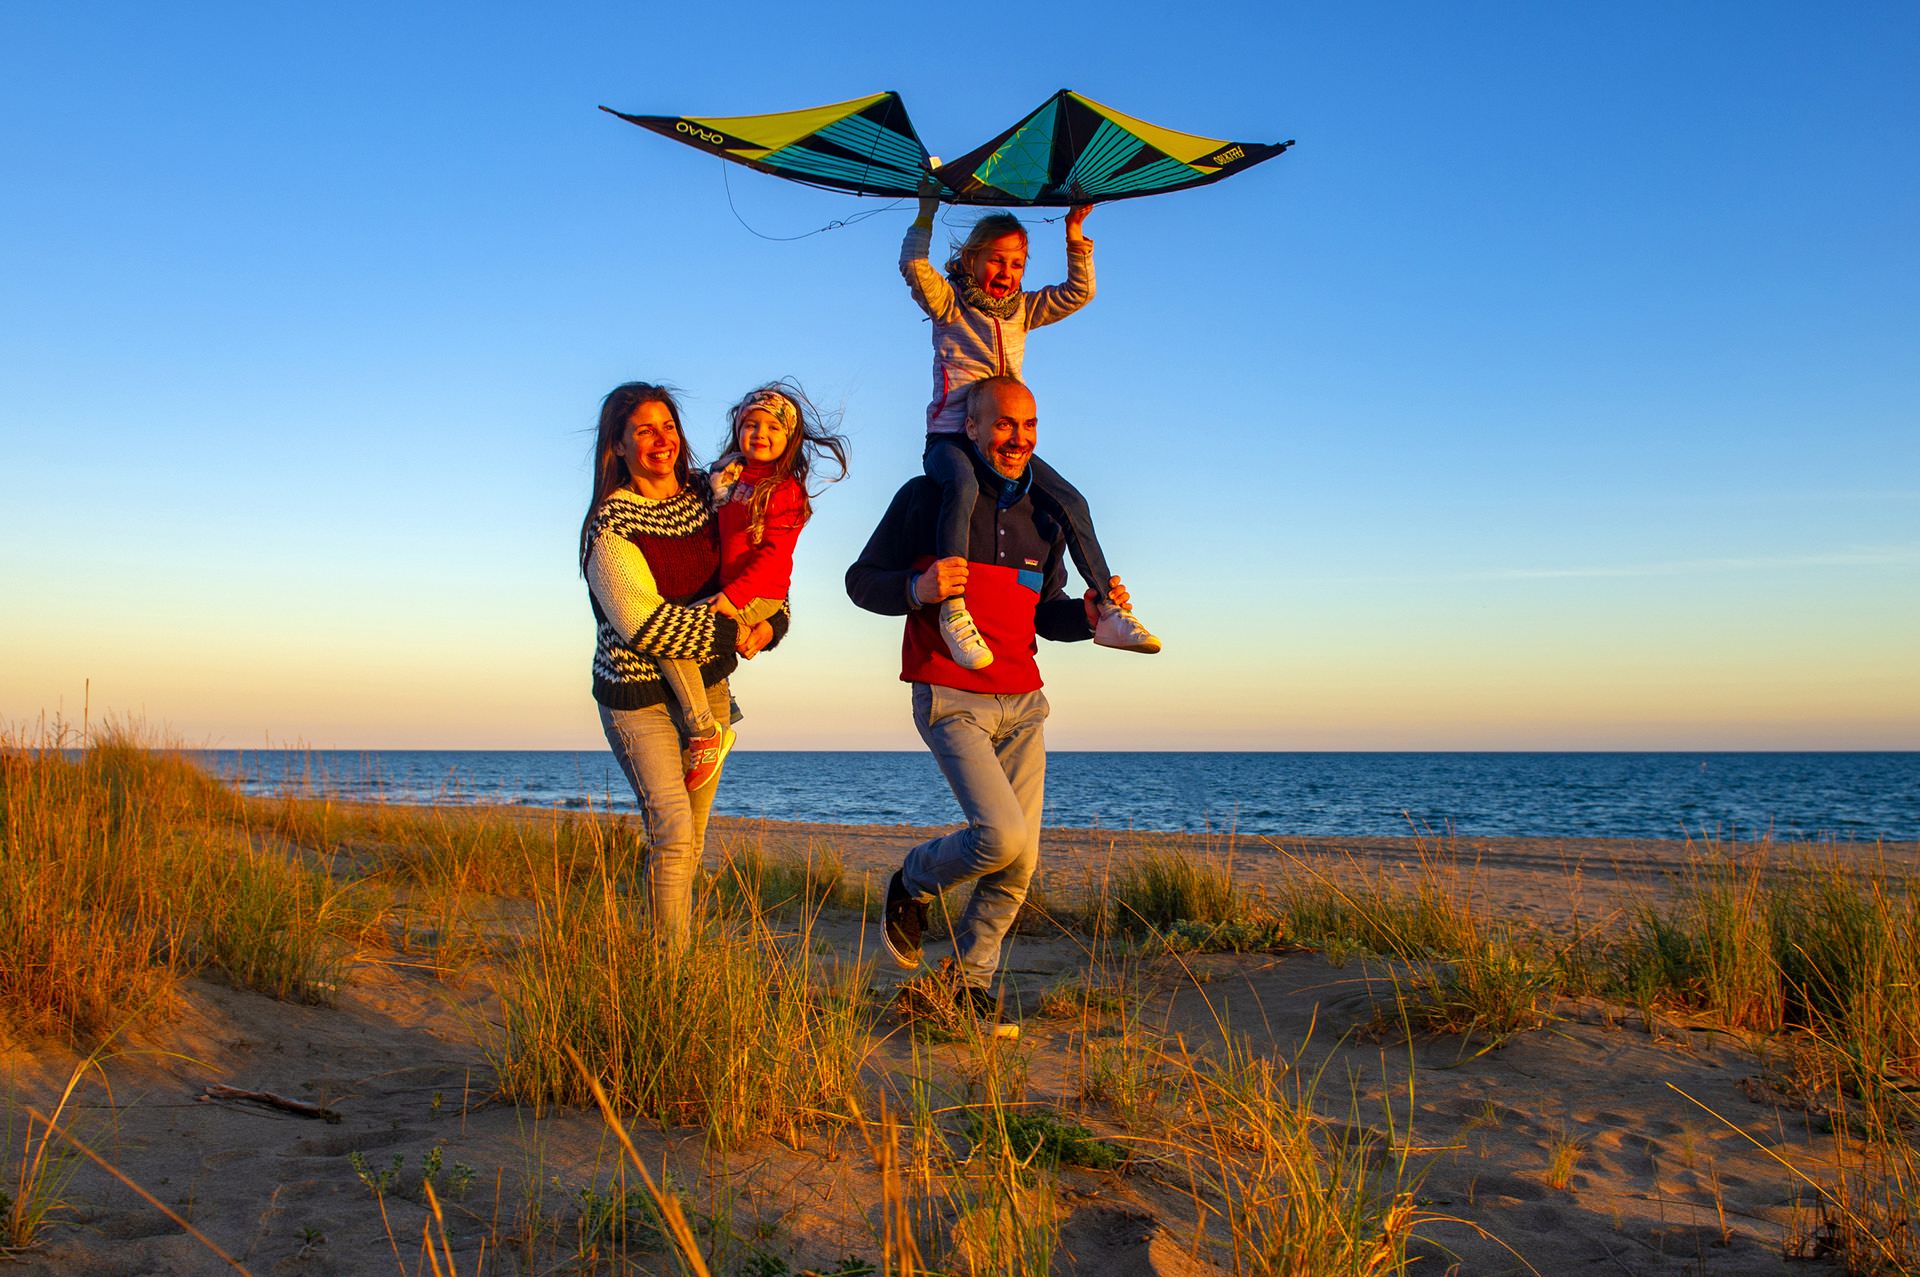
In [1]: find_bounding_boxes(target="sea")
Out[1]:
[184,750,1920,844]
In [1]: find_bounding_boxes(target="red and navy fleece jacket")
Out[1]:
[845,450,1094,694]
[716,463,806,610]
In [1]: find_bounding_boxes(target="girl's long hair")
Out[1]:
[944,212,1028,279]
[578,381,693,573]
[720,380,849,546]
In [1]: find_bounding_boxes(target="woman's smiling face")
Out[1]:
[620,400,682,496]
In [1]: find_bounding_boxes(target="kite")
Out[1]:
[600,89,1291,207]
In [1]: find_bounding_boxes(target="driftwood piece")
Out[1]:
[197,1083,342,1124]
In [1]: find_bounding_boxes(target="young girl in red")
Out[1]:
[662,382,847,789]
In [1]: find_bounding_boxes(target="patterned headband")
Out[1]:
[734,390,797,432]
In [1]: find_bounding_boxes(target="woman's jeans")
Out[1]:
[598,678,731,948]
[922,434,1115,603]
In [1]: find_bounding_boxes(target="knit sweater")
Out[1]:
[584,486,786,710]
[899,221,1095,434]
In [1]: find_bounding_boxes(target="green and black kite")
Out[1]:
[600,89,1290,206]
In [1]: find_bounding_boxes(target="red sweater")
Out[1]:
[717,462,807,609]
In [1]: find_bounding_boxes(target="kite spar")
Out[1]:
[601,90,1291,207]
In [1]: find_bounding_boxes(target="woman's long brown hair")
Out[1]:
[578,381,692,573]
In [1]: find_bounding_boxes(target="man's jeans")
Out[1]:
[901,683,1048,989]
[599,678,732,949]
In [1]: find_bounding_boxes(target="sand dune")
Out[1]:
[3,815,1913,1275]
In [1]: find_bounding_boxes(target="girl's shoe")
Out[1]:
[939,598,994,670]
[684,725,735,792]
[1094,605,1161,654]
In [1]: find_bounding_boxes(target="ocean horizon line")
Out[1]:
[172,748,1920,843]
[177,746,1920,756]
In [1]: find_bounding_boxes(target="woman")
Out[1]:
[579,381,781,945]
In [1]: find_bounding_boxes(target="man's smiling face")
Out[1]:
[966,381,1037,480]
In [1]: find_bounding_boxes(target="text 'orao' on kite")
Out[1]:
[600,90,1292,207]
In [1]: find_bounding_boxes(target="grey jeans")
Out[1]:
[901,683,1048,989]
[598,678,731,948]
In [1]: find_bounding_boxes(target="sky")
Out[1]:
[2,2,1916,751]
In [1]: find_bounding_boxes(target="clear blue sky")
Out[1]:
[3,2,1915,749]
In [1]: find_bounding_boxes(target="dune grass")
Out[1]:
[250,792,649,900]
[2,1093,80,1255]
[710,837,858,917]
[1088,840,1919,1273]
[8,740,1916,1274]
[1101,844,1245,934]
[1192,1043,1419,1277]
[491,849,874,1150]
[0,729,357,1042]
[1622,848,1920,1094]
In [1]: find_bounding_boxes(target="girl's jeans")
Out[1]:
[658,598,779,739]
[598,677,732,948]
[922,434,1115,604]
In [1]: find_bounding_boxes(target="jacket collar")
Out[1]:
[967,438,1032,508]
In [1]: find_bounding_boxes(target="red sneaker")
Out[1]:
[684,726,735,792]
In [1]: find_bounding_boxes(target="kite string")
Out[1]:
[721,164,908,242]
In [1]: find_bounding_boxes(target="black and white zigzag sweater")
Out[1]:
[584,486,786,711]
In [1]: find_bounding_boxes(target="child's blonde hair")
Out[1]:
[721,380,849,546]
[944,213,1028,280]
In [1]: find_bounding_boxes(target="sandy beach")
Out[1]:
[4,803,1916,1275]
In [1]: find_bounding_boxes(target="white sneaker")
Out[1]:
[1094,605,1161,654]
[939,598,994,670]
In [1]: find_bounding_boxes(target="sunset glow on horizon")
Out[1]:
[3,4,1915,752]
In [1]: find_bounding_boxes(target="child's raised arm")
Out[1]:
[1064,203,1091,248]
[899,167,958,322]
[1027,203,1095,329]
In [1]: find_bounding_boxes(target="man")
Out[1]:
[845,375,1134,1032]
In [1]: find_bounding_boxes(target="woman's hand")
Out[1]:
[707,593,742,619]
[1065,203,1092,245]
[736,619,774,659]
[914,556,970,605]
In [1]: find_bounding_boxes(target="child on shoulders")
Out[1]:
[899,185,1159,670]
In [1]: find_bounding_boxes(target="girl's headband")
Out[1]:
[734,390,797,432]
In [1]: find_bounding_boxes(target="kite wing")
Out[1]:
[599,92,933,199]
[934,89,1291,206]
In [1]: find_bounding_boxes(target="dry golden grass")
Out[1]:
[492,844,874,1150]
[0,729,358,1043]
[7,736,1917,1276]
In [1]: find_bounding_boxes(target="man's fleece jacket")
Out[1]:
[845,447,1093,694]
